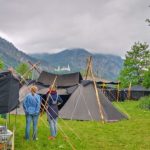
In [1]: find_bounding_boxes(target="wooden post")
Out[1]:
[127,82,131,100]
[116,83,120,102]
[89,59,105,123]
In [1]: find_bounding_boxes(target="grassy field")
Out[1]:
[0,101,150,150]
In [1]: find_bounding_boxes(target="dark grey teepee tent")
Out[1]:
[59,81,128,122]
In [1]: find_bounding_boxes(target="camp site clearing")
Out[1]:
[0,101,150,150]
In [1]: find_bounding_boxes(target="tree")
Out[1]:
[16,63,32,79]
[142,67,150,88]
[119,42,150,88]
[0,59,4,71]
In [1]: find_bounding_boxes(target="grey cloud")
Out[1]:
[0,0,150,56]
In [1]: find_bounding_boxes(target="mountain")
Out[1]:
[0,37,123,80]
[31,48,123,80]
[0,37,51,70]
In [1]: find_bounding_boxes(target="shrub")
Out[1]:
[139,96,150,110]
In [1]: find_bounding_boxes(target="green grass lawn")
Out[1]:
[0,101,150,150]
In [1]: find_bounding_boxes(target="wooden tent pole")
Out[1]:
[85,56,92,80]
[28,61,41,74]
[40,75,57,116]
[20,62,40,83]
[22,62,40,77]
[102,82,106,93]
[89,59,105,123]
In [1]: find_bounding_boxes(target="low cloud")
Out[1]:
[0,0,149,56]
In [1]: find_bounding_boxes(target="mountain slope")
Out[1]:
[0,37,51,70]
[31,48,123,80]
[0,37,123,80]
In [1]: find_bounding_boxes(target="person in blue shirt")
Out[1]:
[23,86,41,140]
[46,86,63,140]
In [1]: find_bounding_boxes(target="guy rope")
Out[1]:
[40,75,57,116]
[3,62,78,149]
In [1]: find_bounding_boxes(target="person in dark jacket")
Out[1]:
[23,86,41,140]
[46,86,63,140]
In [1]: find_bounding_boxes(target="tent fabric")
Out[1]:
[66,85,79,94]
[59,82,128,122]
[0,71,20,114]
[37,71,83,87]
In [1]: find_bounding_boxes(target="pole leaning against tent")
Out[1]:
[85,57,92,80]
[19,75,76,150]
[102,82,106,93]
[20,75,76,150]
[12,69,76,149]
[20,61,40,83]
[7,64,81,143]
[89,57,105,123]
[28,61,41,74]
[40,75,58,116]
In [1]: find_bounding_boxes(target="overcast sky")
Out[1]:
[0,0,149,56]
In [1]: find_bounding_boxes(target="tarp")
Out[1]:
[60,81,128,122]
[0,71,20,114]
[37,71,83,87]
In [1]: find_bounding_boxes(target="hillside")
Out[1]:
[0,37,123,80]
[31,48,123,80]
[0,37,51,70]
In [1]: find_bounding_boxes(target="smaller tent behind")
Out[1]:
[0,71,20,114]
[17,70,82,114]
[59,81,128,122]
[37,71,83,87]
[121,85,150,100]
